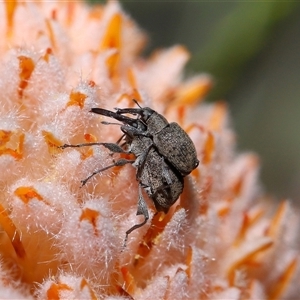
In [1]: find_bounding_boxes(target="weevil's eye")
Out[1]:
[141,108,153,121]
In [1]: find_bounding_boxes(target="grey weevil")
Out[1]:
[60,103,196,245]
[114,101,199,176]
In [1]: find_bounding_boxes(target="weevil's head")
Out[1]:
[140,107,169,134]
[140,107,154,122]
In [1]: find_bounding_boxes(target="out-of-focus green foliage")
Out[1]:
[190,2,299,99]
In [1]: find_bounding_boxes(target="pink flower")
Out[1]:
[0,1,298,299]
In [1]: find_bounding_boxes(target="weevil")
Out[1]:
[60,103,197,245]
[90,107,185,211]
[114,100,199,176]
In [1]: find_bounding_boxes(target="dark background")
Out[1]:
[89,1,300,206]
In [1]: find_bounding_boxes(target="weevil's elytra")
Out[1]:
[60,101,198,246]
[152,122,199,176]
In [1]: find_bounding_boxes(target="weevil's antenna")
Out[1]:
[132,99,142,108]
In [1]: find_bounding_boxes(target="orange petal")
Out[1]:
[100,13,122,50]
[121,266,136,296]
[80,278,98,300]
[234,206,265,246]
[18,55,35,98]
[5,0,17,38]
[173,76,212,106]
[47,283,73,300]
[14,186,47,205]
[79,208,100,235]
[67,91,87,109]
[225,237,273,285]
[127,68,137,89]
[0,130,24,160]
[42,48,53,63]
[0,203,26,259]
[185,246,193,279]
[45,19,56,49]
[100,13,122,79]
[198,176,212,215]
[267,258,298,300]
[0,130,12,148]
[42,130,63,154]
[134,211,173,267]
[265,200,288,238]
[84,133,97,143]
[208,101,227,131]
[202,131,215,165]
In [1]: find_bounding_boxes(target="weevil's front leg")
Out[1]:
[115,107,142,115]
[124,184,149,247]
[91,108,137,127]
[115,99,143,115]
[59,142,126,154]
[121,124,151,138]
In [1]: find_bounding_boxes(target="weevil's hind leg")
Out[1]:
[81,158,135,186]
[59,142,126,154]
[123,184,149,247]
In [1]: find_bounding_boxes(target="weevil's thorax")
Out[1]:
[142,108,169,135]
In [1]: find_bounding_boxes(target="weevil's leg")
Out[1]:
[121,124,151,138]
[116,133,126,145]
[59,142,126,154]
[81,158,135,186]
[123,184,149,247]
[115,99,143,114]
[161,159,173,185]
[134,145,153,179]
[91,108,137,127]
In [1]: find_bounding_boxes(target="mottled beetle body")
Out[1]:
[115,112,184,212]
[115,105,199,176]
[60,102,197,245]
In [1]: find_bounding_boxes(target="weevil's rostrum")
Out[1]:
[61,101,199,244]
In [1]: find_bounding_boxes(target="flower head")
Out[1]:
[0,1,299,299]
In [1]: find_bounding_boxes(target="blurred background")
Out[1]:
[89,1,300,206]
